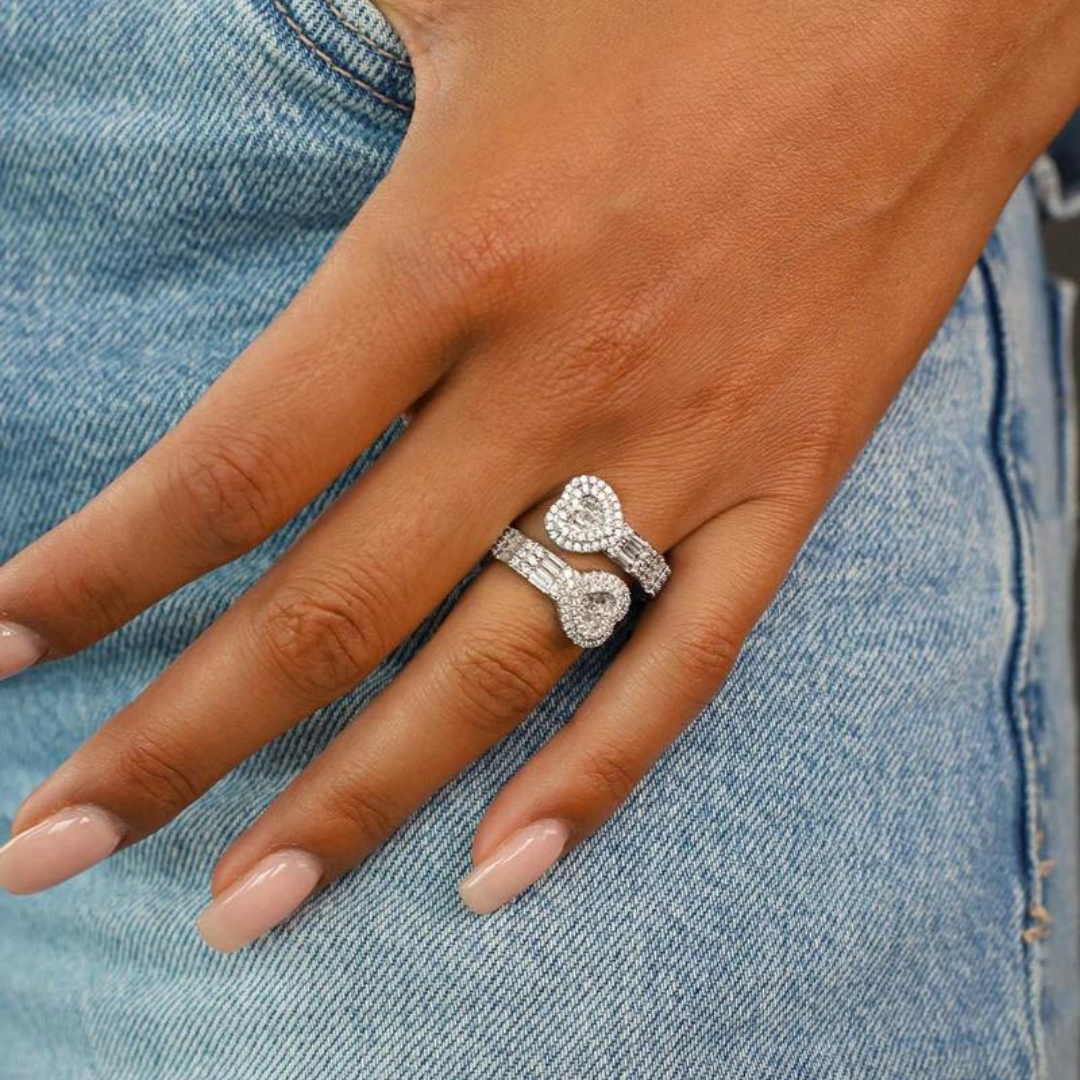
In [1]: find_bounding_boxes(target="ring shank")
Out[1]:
[609,529,670,597]
[491,528,572,599]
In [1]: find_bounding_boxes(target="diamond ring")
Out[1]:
[491,527,631,648]
[545,475,671,597]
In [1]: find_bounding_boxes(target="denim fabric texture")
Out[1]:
[1,3,1078,1078]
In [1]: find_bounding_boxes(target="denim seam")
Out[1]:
[978,253,1047,1080]
[268,0,413,113]
[321,0,412,68]
[1049,276,1077,517]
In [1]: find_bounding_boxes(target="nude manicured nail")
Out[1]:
[0,621,46,680]
[458,819,570,915]
[0,805,124,894]
[197,850,323,953]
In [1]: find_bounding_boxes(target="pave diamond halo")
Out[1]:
[554,569,631,648]
[545,475,625,553]
[545,475,671,597]
[490,527,630,648]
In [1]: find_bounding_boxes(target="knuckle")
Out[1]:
[764,396,852,500]
[576,741,641,806]
[546,287,672,422]
[168,434,283,558]
[575,291,665,371]
[792,408,851,489]
[660,615,743,706]
[41,560,131,649]
[253,568,394,699]
[423,192,545,314]
[115,729,201,815]
[324,780,399,848]
[444,625,560,737]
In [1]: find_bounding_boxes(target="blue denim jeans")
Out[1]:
[1,2,1078,1077]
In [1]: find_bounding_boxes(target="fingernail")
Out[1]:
[0,805,124,894]
[458,819,570,915]
[0,621,46,681]
[197,850,323,953]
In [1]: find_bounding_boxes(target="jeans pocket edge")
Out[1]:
[261,0,415,115]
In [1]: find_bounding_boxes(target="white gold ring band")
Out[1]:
[545,475,670,597]
[491,527,631,648]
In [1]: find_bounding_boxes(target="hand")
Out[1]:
[0,0,1076,950]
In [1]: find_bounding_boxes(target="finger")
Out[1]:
[194,541,586,951]
[189,482,694,950]
[0,177,460,667]
[1,407,556,879]
[458,498,806,913]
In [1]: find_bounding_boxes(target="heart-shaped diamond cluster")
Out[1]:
[545,475,626,553]
[555,570,631,648]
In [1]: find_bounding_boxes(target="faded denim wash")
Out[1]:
[1,1,1078,1077]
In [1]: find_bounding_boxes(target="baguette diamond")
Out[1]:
[545,475,670,596]
[491,527,631,648]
